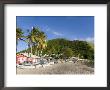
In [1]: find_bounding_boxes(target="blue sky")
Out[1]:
[16,16,94,52]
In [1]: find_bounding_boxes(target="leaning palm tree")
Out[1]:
[25,35,33,57]
[25,27,41,57]
[25,26,47,57]
[16,28,24,52]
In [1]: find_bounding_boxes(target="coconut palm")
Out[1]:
[23,26,47,58]
[25,29,35,57]
[25,27,43,57]
[37,31,47,56]
[25,35,33,57]
[16,28,24,52]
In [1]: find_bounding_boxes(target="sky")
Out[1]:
[16,16,94,52]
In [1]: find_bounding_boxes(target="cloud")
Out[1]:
[73,37,94,43]
[45,28,50,31]
[43,25,63,36]
[42,25,50,32]
[52,31,63,36]
[85,37,94,42]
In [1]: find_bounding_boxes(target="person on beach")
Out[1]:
[72,58,77,63]
[40,59,45,67]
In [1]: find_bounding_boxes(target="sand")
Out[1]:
[16,62,94,74]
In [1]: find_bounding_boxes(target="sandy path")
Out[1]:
[16,62,94,74]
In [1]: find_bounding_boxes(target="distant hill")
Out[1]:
[17,38,94,60]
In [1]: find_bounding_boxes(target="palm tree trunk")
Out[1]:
[31,45,32,57]
[38,50,40,56]
[41,50,42,56]
[28,44,30,57]
[16,41,18,53]
[37,50,39,56]
[16,47,17,53]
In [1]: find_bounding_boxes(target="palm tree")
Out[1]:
[25,27,41,57]
[37,31,47,57]
[16,28,24,52]
[24,26,47,58]
[25,31,35,57]
[25,35,33,57]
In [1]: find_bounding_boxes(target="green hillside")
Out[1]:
[18,38,94,61]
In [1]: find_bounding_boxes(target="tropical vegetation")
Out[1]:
[16,27,94,62]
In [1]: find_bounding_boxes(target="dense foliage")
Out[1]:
[18,38,94,61]
[42,38,94,61]
[16,27,47,57]
[16,27,94,61]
